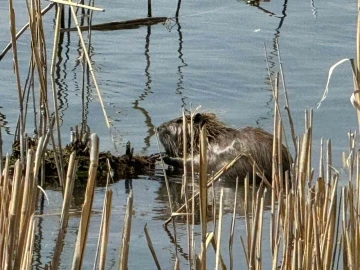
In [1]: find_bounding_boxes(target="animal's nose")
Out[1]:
[157,124,166,132]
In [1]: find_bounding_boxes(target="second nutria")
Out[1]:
[157,113,292,181]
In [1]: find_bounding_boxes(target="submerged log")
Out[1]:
[61,17,168,32]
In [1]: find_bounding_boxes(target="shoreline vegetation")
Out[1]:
[1,0,360,269]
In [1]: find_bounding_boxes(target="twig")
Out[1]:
[49,0,104,11]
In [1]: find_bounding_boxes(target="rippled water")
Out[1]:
[0,0,358,268]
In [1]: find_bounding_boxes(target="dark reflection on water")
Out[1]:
[311,0,317,19]
[55,32,70,126]
[251,0,289,126]
[164,224,189,262]
[165,17,188,112]
[0,108,11,135]
[33,198,45,268]
[55,11,95,136]
[132,23,155,153]
[125,178,133,193]
[175,1,189,112]
[246,0,277,17]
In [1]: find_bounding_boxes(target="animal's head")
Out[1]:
[157,113,228,157]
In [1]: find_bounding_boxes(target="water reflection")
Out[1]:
[132,13,155,153]
[175,11,189,111]
[33,198,46,268]
[30,171,272,268]
[245,0,276,16]
[55,32,70,126]
[56,12,93,133]
[244,0,289,126]
[152,176,272,262]
[154,178,272,221]
[0,108,11,135]
[310,0,317,19]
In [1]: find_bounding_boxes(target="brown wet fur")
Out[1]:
[157,113,292,181]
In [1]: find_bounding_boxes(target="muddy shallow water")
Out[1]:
[0,0,358,268]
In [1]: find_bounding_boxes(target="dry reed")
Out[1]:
[118,190,134,270]
[72,134,99,269]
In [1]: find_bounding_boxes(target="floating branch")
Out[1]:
[61,17,168,32]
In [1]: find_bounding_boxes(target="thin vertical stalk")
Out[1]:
[199,125,208,269]
[72,134,99,270]
[52,151,78,270]
[69,5,110,128]
[144,224,162,270]
[118,190,134,270]
[98,190,113,270]
[14,150,35,269]
[50,3,65,190]
[229,177,238,270]
[0,126,2,175]
[215,188,224,270]
[8,0,25,164]
[5,160,22,268]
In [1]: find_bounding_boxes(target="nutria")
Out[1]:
[157,113,292,181]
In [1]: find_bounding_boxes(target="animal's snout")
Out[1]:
[157,124,167,133]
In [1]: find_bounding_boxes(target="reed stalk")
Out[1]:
[118,190,134,270]
[155,130,174,212]
[21,215,36,270]
[5,160,22,268]
[72,134,99,270]
[276,38,296,156]
[50,0,104,11]
[215,188,223,270]
[229,177,238,270]
[13,150,35,269]
[52,151,78,270]
[144,224,162,270]
[181,110,192,266]
[50,3,65,190]
[98,189,112,270]
[0,127,2,174]
[209,235,227,270]
[93,159,113,270]
[67,4,110,128]
[164,152,245,227]
[199,126,208,270]
[354,0,360,127]
[0,156,10,269]
[8,0,25,164]
[272,74,280,194]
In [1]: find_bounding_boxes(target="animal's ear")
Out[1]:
[193,113,205,126]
